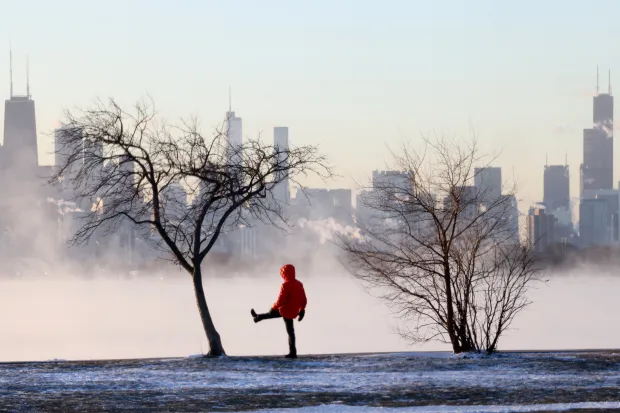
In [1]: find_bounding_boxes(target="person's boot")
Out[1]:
[285,336,297,358]
[250,309,260,323]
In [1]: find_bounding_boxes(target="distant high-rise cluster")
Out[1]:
[11,52,620,271]
[216,98,356,264]
[529,67,620,252]
[354,166,519,247]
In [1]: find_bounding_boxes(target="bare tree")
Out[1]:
[339,136,541,354]
[51,98,331,356]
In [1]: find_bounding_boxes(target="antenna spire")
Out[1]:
[609,69,612,95]
[228,86,232,112]
[9,43,13,98]
[597,65,600,95]
[26,54,30,99]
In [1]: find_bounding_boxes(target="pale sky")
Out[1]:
[1,0,619,211]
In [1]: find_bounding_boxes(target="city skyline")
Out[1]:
[3,64,616,216]
[1,1,620,212]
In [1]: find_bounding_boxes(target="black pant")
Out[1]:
[256,308,296,355]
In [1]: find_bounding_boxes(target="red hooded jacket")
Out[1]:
[271,264,307,319]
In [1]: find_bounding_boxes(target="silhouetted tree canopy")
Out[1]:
[339,136,542,354]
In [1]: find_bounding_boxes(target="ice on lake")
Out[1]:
[1,272,620,362]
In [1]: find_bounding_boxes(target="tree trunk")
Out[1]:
[444,266,462,353]
[192,266,226,356]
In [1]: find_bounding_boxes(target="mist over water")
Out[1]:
[503,272,620,351]
[0,269,618,362]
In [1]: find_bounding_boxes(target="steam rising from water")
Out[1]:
[297,218,362,243]
[0,270,618,362]
[47,197,82,215]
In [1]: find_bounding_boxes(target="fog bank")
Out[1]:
[0,270,618,362]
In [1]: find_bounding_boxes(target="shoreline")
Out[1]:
[2,347,620,365]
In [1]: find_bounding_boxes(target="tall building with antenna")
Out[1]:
[225,88,242,166]
[580,66,614,198]
[578,67,617,246]
[2,48,38,179]
[195,90,243,202]
[273,126,291,205]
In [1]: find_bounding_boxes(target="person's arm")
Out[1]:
[300,286,307,311]
[272,283,289,310]
[298,286,308,321]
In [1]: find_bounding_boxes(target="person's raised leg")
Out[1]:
[283,318,297,358]
[251,308,282,323]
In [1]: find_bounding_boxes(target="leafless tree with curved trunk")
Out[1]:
[339,136,542,354]
[51,98,331,356]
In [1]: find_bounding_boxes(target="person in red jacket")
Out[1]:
[251,264,307,358]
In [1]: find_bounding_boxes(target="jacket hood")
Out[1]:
[280,264,296,282]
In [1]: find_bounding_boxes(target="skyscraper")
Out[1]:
[593,189,620,243]
[443,185,478,221]
[579,198,610,246]
[273,126,290,205]
[2,50,38,179]
[501,194,520,244]
[543,164,570,211]
[82,136,104,209]
[474,166,501,206]
[293,187,353,223]
[581,127,613,196]
[372,170,412,193]
[54,126,83,194]
[527,206,555,253]
[579,69,615,246]
[225,93,242,166]
[226,110,242,149]
[581,68,614,198]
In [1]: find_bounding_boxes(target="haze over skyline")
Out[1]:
[1,0,619,209]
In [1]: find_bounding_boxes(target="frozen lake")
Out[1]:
[1,272,620,362]
[1,351,620,412]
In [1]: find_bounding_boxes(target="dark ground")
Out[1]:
[1,351,620,412]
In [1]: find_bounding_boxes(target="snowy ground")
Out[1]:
[1,351,620,412]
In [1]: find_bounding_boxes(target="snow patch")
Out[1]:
[364,352,455,359]
[363,351,495,359]
[453,352,491,360]
[243,401,620,413]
